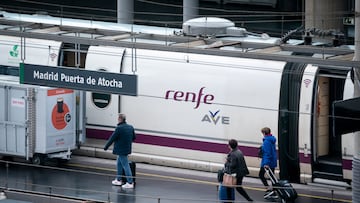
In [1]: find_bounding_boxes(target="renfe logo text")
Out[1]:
[165,87,214,109]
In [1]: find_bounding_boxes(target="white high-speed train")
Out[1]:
[0,11,358,184]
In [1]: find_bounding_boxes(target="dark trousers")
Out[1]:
[259,167,275,187]
[234,175,252,201]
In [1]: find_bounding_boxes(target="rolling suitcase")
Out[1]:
[121,161,136,184]
[265,168,297,203]
[218,184,235,203]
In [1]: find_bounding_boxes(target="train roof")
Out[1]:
[0,11,358,68]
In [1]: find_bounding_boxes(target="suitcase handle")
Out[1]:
[264,167,275,176]
[264,167,278,184]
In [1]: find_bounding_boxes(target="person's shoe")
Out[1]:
[111,179,123,186]
[264,190,275,199]
[121,182,134,189]
[247,198,253,202]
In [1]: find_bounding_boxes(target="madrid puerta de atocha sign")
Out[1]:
[19,63,137,96]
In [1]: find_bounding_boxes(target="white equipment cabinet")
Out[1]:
[0,76,76,164]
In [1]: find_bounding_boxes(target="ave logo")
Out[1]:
[202,110,230,125]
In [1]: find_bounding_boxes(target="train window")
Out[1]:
[0,65,19,76]
[60,43,89,68]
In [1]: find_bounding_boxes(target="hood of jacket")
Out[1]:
[263,134,276,144]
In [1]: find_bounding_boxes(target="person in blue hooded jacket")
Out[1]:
[104,113,136,189]
[259,127,277,198]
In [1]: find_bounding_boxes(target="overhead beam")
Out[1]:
[280,44,354,55]
[0,29,358,68]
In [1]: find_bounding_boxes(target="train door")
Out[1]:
[84,46,126,139]
[59,43,88,145]
[278,62,307,183]
[311,67,351,182]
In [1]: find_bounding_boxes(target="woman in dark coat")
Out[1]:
[225,139,253,202]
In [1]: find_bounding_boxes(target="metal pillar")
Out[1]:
[353,0,360,202]
[117,0,134,24]
[183,0,199,23]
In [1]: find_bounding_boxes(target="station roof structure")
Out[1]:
[0,11,358,68]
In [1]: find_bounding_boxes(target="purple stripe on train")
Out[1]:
[86,128,352,170]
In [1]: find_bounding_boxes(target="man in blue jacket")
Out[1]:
[259,127,277,198]
[104,113,136,189]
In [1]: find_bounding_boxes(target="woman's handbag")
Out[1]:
[222,173,237,187]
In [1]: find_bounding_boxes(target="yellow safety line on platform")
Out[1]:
[67,163,352,203]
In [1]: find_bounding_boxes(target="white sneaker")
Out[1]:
[121,182,134,189]
[111,179,123,186]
